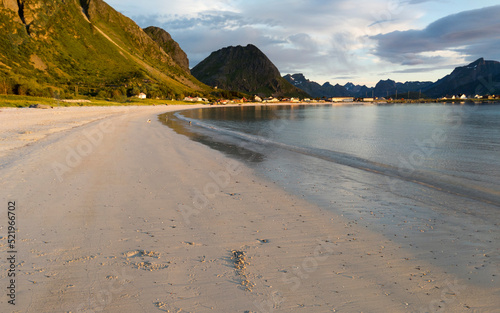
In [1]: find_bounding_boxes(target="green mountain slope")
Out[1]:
[191,44,310,98]
[0,0,210,99]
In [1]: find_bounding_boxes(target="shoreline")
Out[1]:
[172,103,500,289]
[0,105,498,312]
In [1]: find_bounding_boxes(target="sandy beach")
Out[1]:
[0,105,498,313]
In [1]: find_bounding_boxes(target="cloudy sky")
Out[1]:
[106,0,500,87]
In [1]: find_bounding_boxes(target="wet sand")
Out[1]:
[0,105,498,312]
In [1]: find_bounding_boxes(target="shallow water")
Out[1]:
[163,103,500,286]
[175,103,500,204]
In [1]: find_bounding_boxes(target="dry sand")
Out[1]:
[0,106,138,159]
[0,105,498,312]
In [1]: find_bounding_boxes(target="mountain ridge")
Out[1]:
[143,26,190,74]
[424,58,500,97]
[0,0,209,99]
[285,58,500,99]
[191,44,310,98]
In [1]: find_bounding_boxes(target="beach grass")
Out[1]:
[0,94,201,108]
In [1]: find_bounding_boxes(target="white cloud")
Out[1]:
[106,0,500,86]
[106,0,237,17]
[371,5,500,66]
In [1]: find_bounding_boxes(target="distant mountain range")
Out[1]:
[285,58,500,99]
[283,74,370,98]
[424,58,500,97]
[191,44,309,98]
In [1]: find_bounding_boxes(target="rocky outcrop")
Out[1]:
[144,26,190,73]
[192,44,309,97]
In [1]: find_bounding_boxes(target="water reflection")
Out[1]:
[159,111,266,163]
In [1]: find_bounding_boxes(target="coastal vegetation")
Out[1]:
[0,0,211,100]
[0,94,193,108]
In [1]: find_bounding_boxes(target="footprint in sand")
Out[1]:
[123,250,170,271]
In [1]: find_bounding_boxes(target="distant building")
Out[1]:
[183,96,206,102]
[254,95,263,102]
[137,92,147,99]
[263,97,279,103]
[329,97,354,102]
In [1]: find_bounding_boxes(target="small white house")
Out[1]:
[137,92,147,99]
[329,97,354,102]
[263,97,279,103]
[183,96,206,102]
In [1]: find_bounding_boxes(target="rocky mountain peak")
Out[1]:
[144,26,190,73]
[191,44,309,97]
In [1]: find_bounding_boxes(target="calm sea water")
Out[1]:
[175,103,500,204]
[163,103,500,283]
